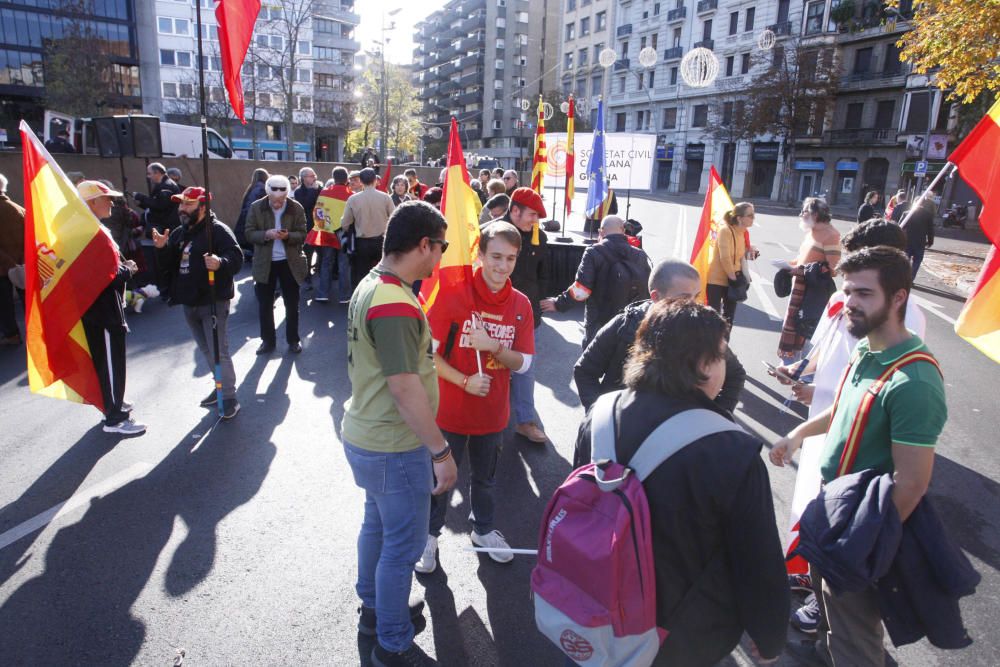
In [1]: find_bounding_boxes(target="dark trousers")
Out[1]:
[255,259,300,346]
[908,244,925,279]
[429,430,503,537]
[140,244,162,290]
[304,244,315,283]
[706,283,739,326]
[352,236,384,288]
[0,275,21,338]
[82,320,129,424]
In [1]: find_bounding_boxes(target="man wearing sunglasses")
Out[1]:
[245,174,309,355]
[501,170,519,195]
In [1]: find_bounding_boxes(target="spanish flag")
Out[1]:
[564,96,575,215]
[419,118,481,314]
[531,96,547,194]
[690,166,734,304]
[307,182,351,248]
[952,97,1000,363]
[19,121,119,409]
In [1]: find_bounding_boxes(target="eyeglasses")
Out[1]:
[428,238,449,253]
[270,187,287,192]
[503,176,514,180]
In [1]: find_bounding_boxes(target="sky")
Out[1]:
[354,1,447,65]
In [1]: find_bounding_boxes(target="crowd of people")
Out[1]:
[0,160,971,667]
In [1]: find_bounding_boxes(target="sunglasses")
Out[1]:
[270,186,287,192]
[503,176,514,180]
[428,238,449,253]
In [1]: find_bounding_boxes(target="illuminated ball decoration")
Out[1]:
[520,98,531,112]
[757,28,776,51]
[638,46,658,69]
[560,101,570,113]
[679,47,720,88]
[428,126,443,139]
[542,102,554,121]
[598,48,618,68]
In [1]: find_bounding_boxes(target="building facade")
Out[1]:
[601,0,945,209]
[412,0,561,170]
[557,0,618,128]
[0,0,142,146]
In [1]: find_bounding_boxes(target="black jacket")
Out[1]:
[573,299,746,413]
[157,213,243,307]
[134,177,180,234]
[796,469,978,649]
[574,390,789,666]
[504,217,548,327]
[901,206,935,249]
[797,261,837,338]
[82,261,131,332]
[554,233,651,344]
[857,202,880,223]
[293,184,321,228]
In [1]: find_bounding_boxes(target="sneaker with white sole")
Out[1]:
[222,399,241,420]
[103,416,147,436]
[791,592,821,635]
[470,529,514,563]
[788,572,813,593]
[414,535,438,574]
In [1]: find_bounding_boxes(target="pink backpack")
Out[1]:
[531,391,742,666]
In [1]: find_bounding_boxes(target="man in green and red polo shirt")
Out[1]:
[770,245,947,667]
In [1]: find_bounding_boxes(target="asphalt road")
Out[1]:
[1,194,998,666]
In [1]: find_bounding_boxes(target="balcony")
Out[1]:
[458,71,483,87]
[822,128,900,146]
[459,53,484,69]
[667,6,686,21]
[663,46,683,60]
[617,24,633,38]
[696,0,717,13]
[840,68,907,90]
[768,21,793,36]
[458,35,485,51]
[438,79,459,94]
[438,62,459,77]
[613,58,630,71]
[456,91,482,106]
[693,39,714,50]
[460,0,486,12]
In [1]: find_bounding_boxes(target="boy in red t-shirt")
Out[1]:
[416,221,535,574]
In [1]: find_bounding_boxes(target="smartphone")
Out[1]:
[762,361,806,385]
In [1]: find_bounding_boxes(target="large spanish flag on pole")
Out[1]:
[564,96,575,215]
[531,95,547,194]
[952,97,1000,363]
[419,118,481,314]
[19,121,119,409]
[690,166,734,304]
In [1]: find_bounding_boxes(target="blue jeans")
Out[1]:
[336,247,353,301]
[343,442,432,652]
[316,246,334,299]
[429,430,502,537]
[510,364,538,425]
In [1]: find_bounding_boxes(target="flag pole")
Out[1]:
[897,162,956,229]
[195,0,225,417]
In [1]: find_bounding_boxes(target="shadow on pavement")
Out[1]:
[929,455,1000,574]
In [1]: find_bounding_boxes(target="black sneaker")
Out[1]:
[222,399,241,420]
[371,642,437,667]
[785,639,832,667]
[358,600,426,637]
[200,390,220,408]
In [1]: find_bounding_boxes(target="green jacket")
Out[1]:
[244,196,308,284]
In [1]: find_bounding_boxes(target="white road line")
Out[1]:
[911,294,958,326]
[777,242,792,253]
[749,268,783,321]
[0,461,154,551]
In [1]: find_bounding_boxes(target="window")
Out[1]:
[745,8,755,31]
[298,40,311,55]
[257,64,271,79]
[615,113,627,131]
[904,91,931,132]
[258,92,271,107]
[596,11,606,31]
[564,52,573,69]
[874,100,895,129]
[256,34,283,49]
[621,41,629,59]
[517,11,529,22]
[497,17,506,28]
[725,55,734,76]
[651,33,658,50]
[297,95,312,111]
[494,79,504,89]
[636,110,647,130]
[493,119,503,129]
[884,43,902,74]
[592,74,603,95]
[496,58,505,69]
[692,104,708,127]
[638,72,644,90]
[566,23,575,40]
[518,34,528,46]
[162,82,178,98]
[618,76,626,93]
[297,68,311,82]
[722,101,733,125]
[729,12,738,35]
[496,38,505,49]
[654,2,661,15]
[313,46,341,62]
[178,83,194,99]
[580,16,590,35]
[773,44,785,67]
[199,56,222,71]
[662,107,677,129]
[702,19,712,41]
[640,36,647,50]
[741,52,750,74]
[567,0,575,9]
[157,16,189,35]
[198,24,219,40]
[648,70,655,88]
[494,99,504,109]
[314,18,336,34]
[669,66,678,85]
[805,1,824,35]
[672,27,682,47]
[853,47,873,74]
[579,47,588,65]
[160,49,175,66]
[593,43,604,61]
[844,102,864,129]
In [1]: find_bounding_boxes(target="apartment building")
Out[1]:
[603,0,944,207]
[557,0,617,128]
[412,0,561,170]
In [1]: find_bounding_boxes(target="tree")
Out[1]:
[345,61,421,160]
[890,0,1000,104]
[744,41,840,202]
[42,0,112,117]
[707,76,758,189]
[162,43,240,143]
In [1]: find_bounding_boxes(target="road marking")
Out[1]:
[911,294,957,326]
[777,242,792,253]
[0,462,154,552]
[671,205,686,259]
[748,269,783,321]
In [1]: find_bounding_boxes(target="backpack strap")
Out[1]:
[833,350,942,478]
[590,390,620,462]
[629,409,745,481]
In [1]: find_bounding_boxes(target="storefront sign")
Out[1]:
[794,160,825,171]
[835,160,859,171]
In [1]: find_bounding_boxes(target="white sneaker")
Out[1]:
[414,535,438,574]
[103,416,147,436]
[470,530,514,563]
[132,295,145,313]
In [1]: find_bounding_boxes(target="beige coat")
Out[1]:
[341,187,394,239]
[244,197,309,284]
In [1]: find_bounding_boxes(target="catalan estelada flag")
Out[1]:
[690,166,734,304]
[307,182,351,248]
[419,118,481,315]
[531,96,547,194]
[19,121,119,409]
[564,96,575,216]
[952,97,1000,363]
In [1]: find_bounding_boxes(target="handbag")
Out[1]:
[726,228,750,302]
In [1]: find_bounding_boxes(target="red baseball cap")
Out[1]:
[171,186,212,204]
[510,187,546,218]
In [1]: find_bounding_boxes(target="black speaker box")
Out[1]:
[93,116,125,158]
[92,115,163,158]
[130,115,162,158]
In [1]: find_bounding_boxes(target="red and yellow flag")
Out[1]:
[19,121,119,409]
[307,183,351,248]
[951,97,1000,363]
[531,96,547,194]
[564,96,575,215]
[690,166,735,304]
[376,158,393,193]
[419,118,481,314]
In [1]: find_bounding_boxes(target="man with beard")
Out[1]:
[153,187,244,419]
[770,246,947,667]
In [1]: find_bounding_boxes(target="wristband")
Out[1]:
[431,444,452,463]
